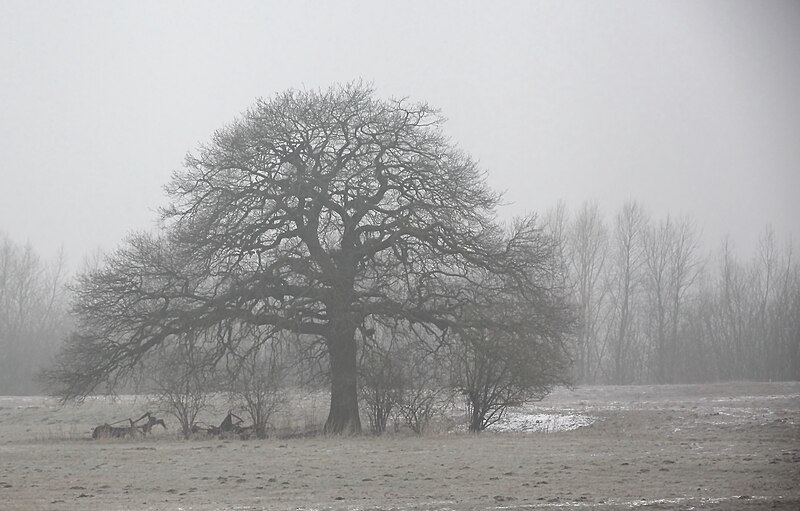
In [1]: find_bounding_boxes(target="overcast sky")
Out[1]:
[1,1,798,269]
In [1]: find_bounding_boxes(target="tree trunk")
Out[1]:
[468,407,485,433]
[467,394,484,433]
[324,326,361,435]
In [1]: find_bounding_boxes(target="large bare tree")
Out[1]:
[45,83,569,434]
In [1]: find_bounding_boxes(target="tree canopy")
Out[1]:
[46,83,573,434]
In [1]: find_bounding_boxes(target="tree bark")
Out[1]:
[468,405,483,433]
[324,323,362,435]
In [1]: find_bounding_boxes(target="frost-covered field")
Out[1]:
[1,382,798,510]
[488,412,595,433]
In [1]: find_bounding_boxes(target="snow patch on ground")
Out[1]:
[488,412,596,433]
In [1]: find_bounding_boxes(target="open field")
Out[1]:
[1,382,798,510]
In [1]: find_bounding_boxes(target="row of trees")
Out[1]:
[0,234,69,394]
[547,201,800,385]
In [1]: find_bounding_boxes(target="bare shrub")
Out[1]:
[396,350,451,435]
[358,340,404,435]
[225,342,286,439]
[147,339,217,439]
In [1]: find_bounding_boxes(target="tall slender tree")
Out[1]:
[607,201,647,384]
[566,201,609,383]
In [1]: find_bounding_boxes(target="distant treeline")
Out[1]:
[1,200,798,395]
[544,200,800,385]
[0,233,70,394]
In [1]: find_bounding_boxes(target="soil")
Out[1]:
[0,382,797,510]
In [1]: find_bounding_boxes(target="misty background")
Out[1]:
[1,1,799,393]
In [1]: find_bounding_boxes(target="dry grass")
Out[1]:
[0,382,798,510]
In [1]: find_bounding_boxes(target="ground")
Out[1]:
[0,382,797,510]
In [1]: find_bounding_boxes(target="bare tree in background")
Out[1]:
[542,200,570,277]
[665,218,702,381]
[778,256,800,380]
[682,233,800,382]
[607,202,648,384]
[643,217,673,383]
[717,239,749,379]
[566,201,609,384]
[0,234,68,394]
[641,217,702,383]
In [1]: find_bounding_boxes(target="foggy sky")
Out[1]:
[1,0,798,268]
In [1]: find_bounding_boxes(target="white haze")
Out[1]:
[1,0,798,268]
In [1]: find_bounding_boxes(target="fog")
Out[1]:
[1,0,799,266]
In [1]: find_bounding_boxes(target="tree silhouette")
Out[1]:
[45,83,571,434]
